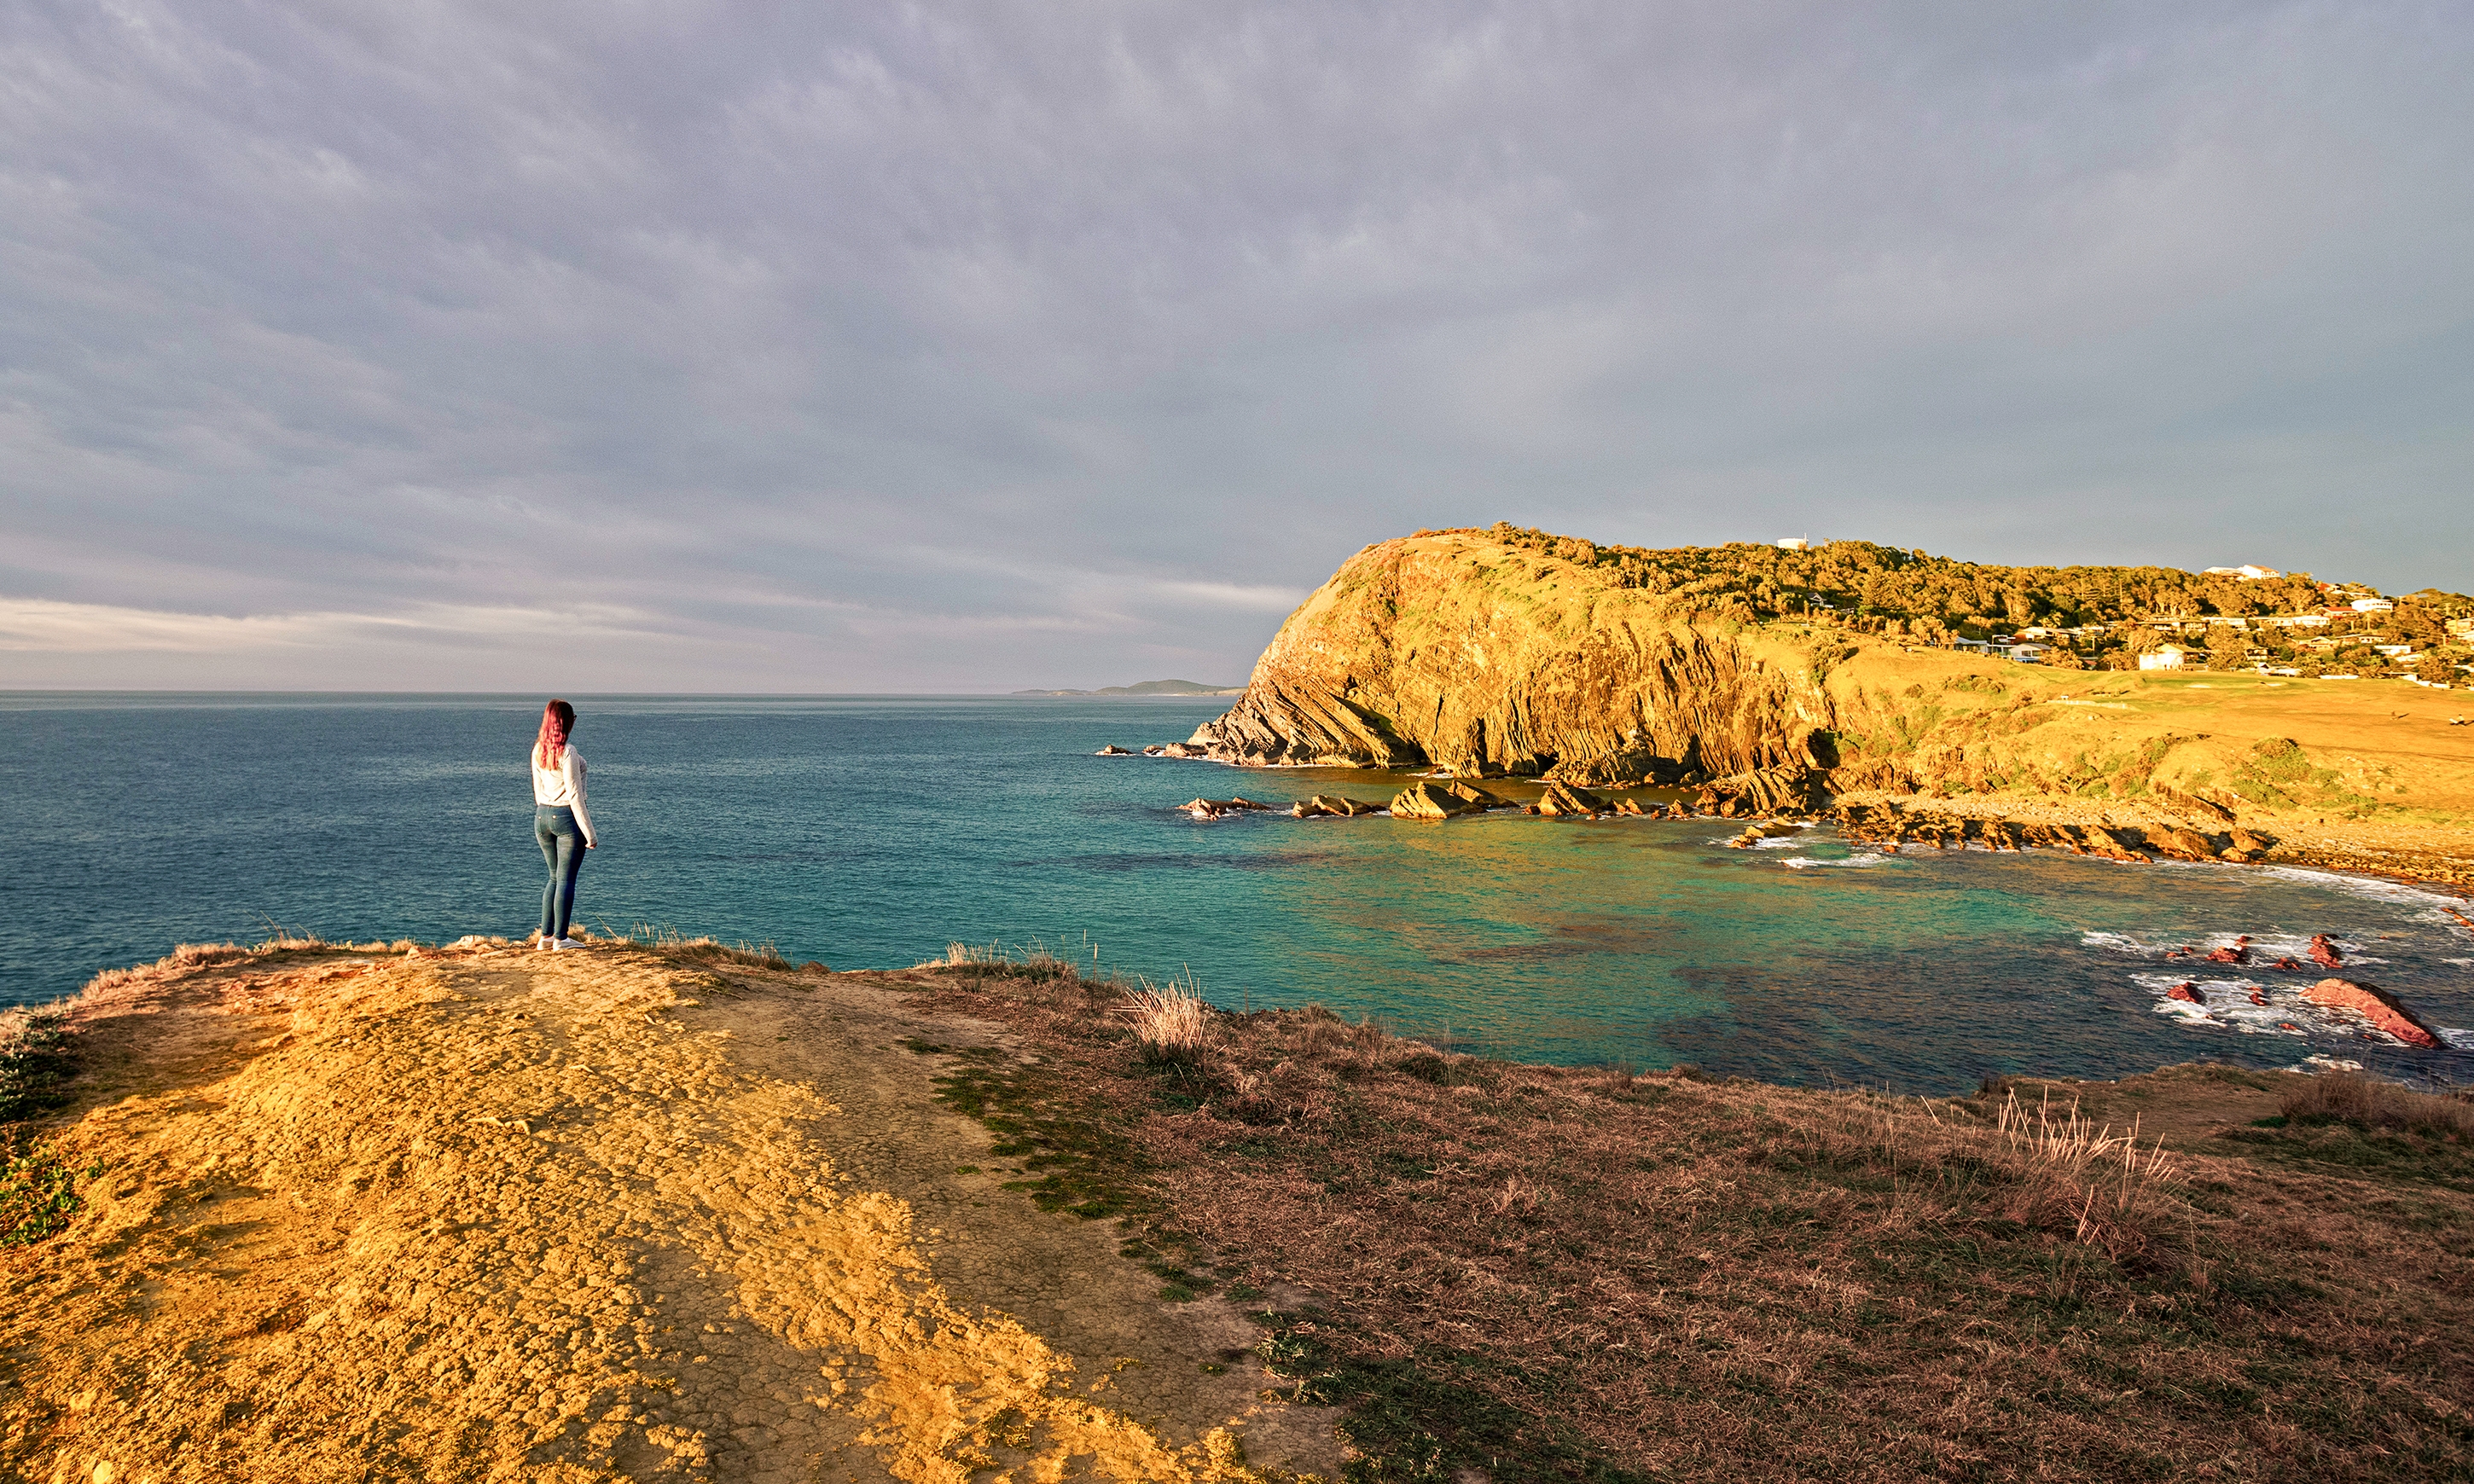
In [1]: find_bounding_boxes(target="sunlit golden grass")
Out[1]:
[1118,973,1211,1064]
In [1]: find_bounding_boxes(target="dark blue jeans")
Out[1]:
[536,805,585,939]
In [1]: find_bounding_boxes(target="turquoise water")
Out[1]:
[3,693,2468,1093]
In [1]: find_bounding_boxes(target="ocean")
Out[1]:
[3,692,2468,1093]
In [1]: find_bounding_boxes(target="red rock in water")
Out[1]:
[2204,937,2251,965]
[2302,978,2442,1050]
[2248,989,2268,1006]
[2168,982,2204,1004]
[2272,956,2305,971]
[2309,934,2343,970]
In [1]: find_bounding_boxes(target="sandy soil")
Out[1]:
[0,942,1339,1484]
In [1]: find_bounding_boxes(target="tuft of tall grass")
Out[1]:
[2281,1070,2474,1139]
[1989,1092,2183,1260]
[1119,972,1211,1064]
[618,923,792,968]
[916,936,1101,983]
[1791,1088,2186,1263]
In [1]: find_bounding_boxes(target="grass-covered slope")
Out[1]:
[892,953,2474,1484]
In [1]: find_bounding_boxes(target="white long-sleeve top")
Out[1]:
[531,746,598,846]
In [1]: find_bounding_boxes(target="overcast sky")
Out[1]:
[3,2,2468,691]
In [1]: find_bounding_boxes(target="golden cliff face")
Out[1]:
[1190,531,1840,780]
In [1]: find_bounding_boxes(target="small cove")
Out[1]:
[3,692,2467,1093]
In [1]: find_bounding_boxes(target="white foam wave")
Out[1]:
[2082,929,2379,967]
[1783,853,1890,869]
[2250,864,2469,913]
[2289,1053,2364,1074]
[2131,972,2421,1046]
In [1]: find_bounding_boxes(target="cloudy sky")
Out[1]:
[3,2,2467,691]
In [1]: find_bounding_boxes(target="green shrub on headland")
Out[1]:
[0,1141,98,1248]
[0,1010,78,1125]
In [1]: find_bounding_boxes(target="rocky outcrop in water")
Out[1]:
[1698,766,1826,817]
[1292,794,1380,818]
[1389,781,1487,819]
[1534,782,1609,817]
[2303,978,2442,1049]
[1182,797,1271,820]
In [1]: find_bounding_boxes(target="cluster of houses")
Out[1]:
[1935,582,2463,684]
[1768,543,2463,683]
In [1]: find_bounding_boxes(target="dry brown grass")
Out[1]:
[1120,975,1212,1064]
[2281,1070,2474,1139]
[607,923,804,969]
[890,964,2474,1483]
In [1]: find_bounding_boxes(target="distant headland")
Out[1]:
[1013,678,1245,696]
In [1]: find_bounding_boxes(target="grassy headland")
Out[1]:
[11,936,2466,1481]
[1183,527,2474,884]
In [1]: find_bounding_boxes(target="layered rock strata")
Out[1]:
[1833,802,2276,863]
[1188,531,1835,780]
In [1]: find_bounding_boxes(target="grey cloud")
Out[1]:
[3,1,2468,690]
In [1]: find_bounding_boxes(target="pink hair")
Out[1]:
[534,699,575,769]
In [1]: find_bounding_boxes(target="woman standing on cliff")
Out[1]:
[531,699,598,949]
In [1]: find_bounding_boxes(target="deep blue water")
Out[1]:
[3,693,2469,1093]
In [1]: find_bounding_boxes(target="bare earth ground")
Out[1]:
[0,941,1339,1484]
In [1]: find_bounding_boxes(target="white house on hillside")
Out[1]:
[2139,645,2188,670]
[2204,565,2283,581]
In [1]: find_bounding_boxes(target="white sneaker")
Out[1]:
[553,936,585,951]
[535,936,553,951]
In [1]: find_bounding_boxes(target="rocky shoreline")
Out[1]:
[1108,739,2474,896]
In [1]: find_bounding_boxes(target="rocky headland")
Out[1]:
[1170,526,2474,888]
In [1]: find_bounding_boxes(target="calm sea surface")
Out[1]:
[3,693,2468,1093]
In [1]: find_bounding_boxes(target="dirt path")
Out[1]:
[0,942,1338,1483]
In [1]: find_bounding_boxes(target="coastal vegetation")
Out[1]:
[894,947,2474,1481]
